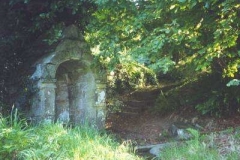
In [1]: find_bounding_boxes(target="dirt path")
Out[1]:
[106,87,240,146]
[107,112,171,144]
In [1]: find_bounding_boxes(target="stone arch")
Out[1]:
[55,59,96,125]
[30,25,106,128]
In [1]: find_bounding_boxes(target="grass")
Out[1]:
[2,111,240,160]
[0,113,141,160]
[160,129,240,160]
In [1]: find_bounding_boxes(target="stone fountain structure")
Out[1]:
[29,25,106,128]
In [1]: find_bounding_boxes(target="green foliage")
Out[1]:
[1,0,239,116]
[161,136,220,159]
[43,23,64,45]
[154,73,240,116]
[196,92,240,116]
[227,79,240,87]
[0,115,141,160]
[160,129,240,160]
[195,96,221,116]
[86,0,240,115]
[154,90,179,114]
[0,110,31,159]
[87,0,240,78]
[0,101,9,116]
[194,74,240,116]
[157,56,198,81]
[106,96,124,114]
[107,62,158,93]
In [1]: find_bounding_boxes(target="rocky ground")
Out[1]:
[106,86,240,158]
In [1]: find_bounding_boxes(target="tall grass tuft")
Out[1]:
[0,112,141,160]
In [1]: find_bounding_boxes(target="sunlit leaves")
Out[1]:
[86,0,144,70]
[86,0,239,82]
[149,57,175,74]
[227,79,240,87]
[223,59,240,78]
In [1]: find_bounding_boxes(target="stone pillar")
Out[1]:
[31,79,56,123]
[55,81,70,123]
[95,82,107,129]
[83,73,98,127]
[69,82,86,125]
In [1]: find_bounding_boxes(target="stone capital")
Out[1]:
[37,79,57,89]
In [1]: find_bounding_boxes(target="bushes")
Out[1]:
[0,115,141,160]
[154,73,240,116]
[108,62,158,94]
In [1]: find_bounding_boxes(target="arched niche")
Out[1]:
[55,60,95,125]
[29,25,106,128]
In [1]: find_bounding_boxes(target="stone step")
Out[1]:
[127,95,158,102]
[135,142,176,157]
[121,105,149,113]
[121,107,141,112]
[124,100,155,108]
[112,111,140,117]
[127,89,160,99]
[126,84,180,101]
[119,111,140,115]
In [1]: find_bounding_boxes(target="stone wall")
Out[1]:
[29,25,106,129]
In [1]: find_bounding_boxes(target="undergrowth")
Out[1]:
[154,73,240,116]
[160,129,240,160]
[0,112,141,160]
